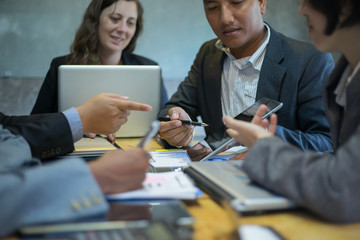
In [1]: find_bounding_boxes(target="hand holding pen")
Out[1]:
[158,117,208,127]
[158,107,205,147]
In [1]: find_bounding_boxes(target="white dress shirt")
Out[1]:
[216,24,271,118]
[63,107,83,142]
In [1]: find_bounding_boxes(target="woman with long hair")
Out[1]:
[31,0,167,115]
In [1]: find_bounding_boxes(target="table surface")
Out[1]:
[116,137,360,240]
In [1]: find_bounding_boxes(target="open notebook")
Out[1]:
[58,65,161,137]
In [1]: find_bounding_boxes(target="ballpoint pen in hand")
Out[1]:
[158,117,209,127]
[137,120,160,148]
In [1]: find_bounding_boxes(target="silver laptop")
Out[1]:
[184,160,296,213]
[58,65,161,137]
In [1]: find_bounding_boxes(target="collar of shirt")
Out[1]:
[217,24,271,117]
[215,24,271,71]
[334,60,360,108]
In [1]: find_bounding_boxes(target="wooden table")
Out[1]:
[116,138,360,240]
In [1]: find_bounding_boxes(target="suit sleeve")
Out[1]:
[0,158,108,236]
[243,125,360,223]
[0,126,32,171]
[0,112,74,160]
[158,43,205,121]
[275,51,334,151]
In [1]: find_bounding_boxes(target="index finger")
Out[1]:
[116,100,152,112]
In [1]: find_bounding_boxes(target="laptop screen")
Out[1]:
[58,65,161,137]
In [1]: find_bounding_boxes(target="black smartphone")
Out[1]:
[235,97,283,122]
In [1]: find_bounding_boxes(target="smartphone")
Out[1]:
[199,98,282,162]
[235,97,283,122]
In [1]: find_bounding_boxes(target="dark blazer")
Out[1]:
[159,27,334,151]
[243,57,360,223]
[31,53,168,114]
[0,112,74,160]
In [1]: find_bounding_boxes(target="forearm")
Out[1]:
[1,112,74,159]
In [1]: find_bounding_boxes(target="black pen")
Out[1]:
[158,117,209,127]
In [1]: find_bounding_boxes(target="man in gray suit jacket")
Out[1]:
[0,126,150,236]
[158,0,334,158]
[0,93,152,236]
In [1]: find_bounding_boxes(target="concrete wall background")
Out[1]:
[0,0,311,115]
[0,0,309,79]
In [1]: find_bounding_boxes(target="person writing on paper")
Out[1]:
[31,0,168,115]
[223,0,360,223]
[0,127,150,236]
[0,93,152,236]
[158,0,334,160]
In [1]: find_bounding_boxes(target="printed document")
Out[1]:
[149,150,192,168]
[106,172,200,200]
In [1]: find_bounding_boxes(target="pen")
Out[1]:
[137,120,160,148]
[90,135,123,150]
[158,117,209,127]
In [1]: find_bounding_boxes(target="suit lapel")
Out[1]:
[340,64,360,145]
[256,29,286,101]
[204,51,225,129]
[323,57,347,147]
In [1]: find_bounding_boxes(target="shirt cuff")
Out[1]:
[63,107,83,142]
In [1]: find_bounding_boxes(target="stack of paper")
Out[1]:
[149,150,192,168]
[225,145,248,154]
[65,137,119,159]
[106,172,201,200]
[74,137,118,151]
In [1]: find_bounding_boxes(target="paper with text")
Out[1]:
[149,151,192,168]
[106,172,200,200]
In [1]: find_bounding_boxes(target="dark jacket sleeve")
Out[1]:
[157,40,214,121]
[273,48,334,152]
[0,112,74,160]
[31,56,67,114]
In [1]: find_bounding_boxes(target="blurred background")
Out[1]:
[0,0,312,115]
